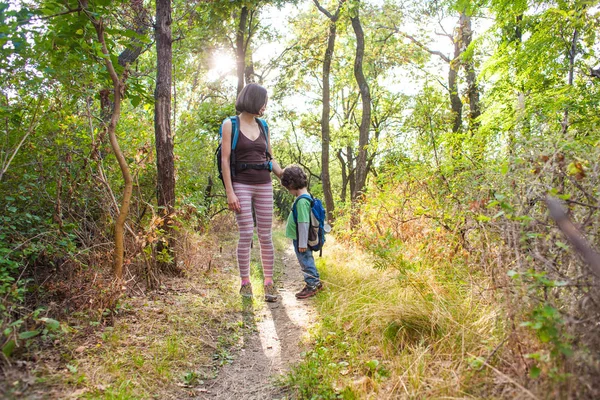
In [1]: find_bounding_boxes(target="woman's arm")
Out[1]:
[221,119,241,213]
[267,132,284,178]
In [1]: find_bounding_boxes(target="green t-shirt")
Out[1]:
[286,197,311,240]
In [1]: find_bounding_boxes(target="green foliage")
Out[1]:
[283,333,361,399]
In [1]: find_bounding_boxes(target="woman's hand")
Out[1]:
[227,192,241,213]
[298,247,307,253]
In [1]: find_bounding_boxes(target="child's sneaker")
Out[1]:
[264,283,278,302]
[295,282,323,299]
[240,283,253,298]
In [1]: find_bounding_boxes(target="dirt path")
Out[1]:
[198,246,317,399]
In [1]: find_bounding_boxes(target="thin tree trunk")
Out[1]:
[155,0,177,276]
[337,149,348,202]
[89,17,132,280]
[351,10,371,201]
[460,13,480,133]
[562,27,579,136]
[347,145,355,200]
[236,6,248,96]
[449,38,462,134]
[313,0,344,222]
[320,21,336,222]
[244,9,256,85]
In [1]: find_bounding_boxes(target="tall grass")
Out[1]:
[283,236,505,399]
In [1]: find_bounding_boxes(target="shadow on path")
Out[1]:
[198,245,317,399]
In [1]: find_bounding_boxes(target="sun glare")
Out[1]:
[209,51,235,77]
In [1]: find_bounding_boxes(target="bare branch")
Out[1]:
[546,196,600,279]
[0,96,43,182]
[313,0,345,22]
[401,32,451,63]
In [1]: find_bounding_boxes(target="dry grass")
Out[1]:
[17,224,255,399]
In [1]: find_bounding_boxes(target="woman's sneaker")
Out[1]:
[240,283,253,298]
[295,282,323,299]
[264,283,278,302]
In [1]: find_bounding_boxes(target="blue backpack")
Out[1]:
[292,194,327,256]
[215,116,272,184]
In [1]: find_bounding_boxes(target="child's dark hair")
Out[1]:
[235,83,268,115]
[281,165,307,190]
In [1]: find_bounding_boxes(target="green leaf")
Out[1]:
[476,214,491,222]
[529,365,541,378]
[2,339,16,357]
[67,363,78,373]
[39,317,60,331]
[130,95,141,108]
[365,359,379,371]
[18,330,40,339]
[555,241,569,250]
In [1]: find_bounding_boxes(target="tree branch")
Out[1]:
[546,196,600,279]
[38,7,83,20]
[313,0,345,22]
[401,32,451,63]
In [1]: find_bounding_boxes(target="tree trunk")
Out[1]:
[562,27,579,135]
[320,21,337,222]
[155,0,177,276]
[449,37,462,134]
[236,6,248,96]
[337,149,348,202]
[118,1,149,67]
[244,10,256,85]
[314,0,344,219]
[459,13,480,133]
[350,10,371,202]
[90,18,132,281]
[347,145,355,200]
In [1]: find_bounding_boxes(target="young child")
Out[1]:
[280,165,323,299]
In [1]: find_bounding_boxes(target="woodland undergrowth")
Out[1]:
[283,132,600,399]
[0,214,256,399]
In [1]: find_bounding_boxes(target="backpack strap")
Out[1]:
[230,116,240,150]
[256,118,272,170]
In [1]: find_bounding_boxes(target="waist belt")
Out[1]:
[236,161,273,171]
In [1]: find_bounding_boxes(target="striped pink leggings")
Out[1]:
[233,181,274,280]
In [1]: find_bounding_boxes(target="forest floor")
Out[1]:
[1,224,317,399]
[2,219,506,399]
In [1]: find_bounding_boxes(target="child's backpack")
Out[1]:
[292,194,327,256]
[215,116,271,184]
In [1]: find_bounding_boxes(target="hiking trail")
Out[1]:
[198,241,317,399]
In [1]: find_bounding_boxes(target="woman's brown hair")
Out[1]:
[235,83,268,115]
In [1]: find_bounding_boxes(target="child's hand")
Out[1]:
[298,247,307,252]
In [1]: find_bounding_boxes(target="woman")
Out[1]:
[220,83,283,302]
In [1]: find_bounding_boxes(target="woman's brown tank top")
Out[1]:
[232,128,271,184]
